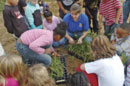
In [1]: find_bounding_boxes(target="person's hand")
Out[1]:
[44,48,51,54]
[111,23,119,33]
[63,9,69,14]
[52,51,60,57]
[90,15,93,19]
[77,38,83,44]
[69,38,75,44]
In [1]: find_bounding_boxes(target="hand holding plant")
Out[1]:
[77,38,83,44]
[52,51,60,57]
[69,38,75,44]
[45,48,51,54]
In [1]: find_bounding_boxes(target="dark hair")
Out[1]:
[43,11,52,18]
[53,22,67,38]
[119,23,130,32]
[70,71,89,86]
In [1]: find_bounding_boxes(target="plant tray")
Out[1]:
[55,56,69,84]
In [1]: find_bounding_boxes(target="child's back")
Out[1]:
[3,0,28,37]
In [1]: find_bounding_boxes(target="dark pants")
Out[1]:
[59,9,68,19]
[85,8,98,33]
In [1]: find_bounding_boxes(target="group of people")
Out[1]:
[1,0,130,86]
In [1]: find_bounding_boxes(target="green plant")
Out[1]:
[0,0,5,12]
[68,41,94,62]
[120,53,130,65]
[50,57,64,78]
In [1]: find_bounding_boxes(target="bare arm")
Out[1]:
[79,31,88,40]
[115,7,121,24]
[65,32,75,44]
[77,31,88,44]
[65,32,73,40]
[98,14,103,31]
[57,1,68,14]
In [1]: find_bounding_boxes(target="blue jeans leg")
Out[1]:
[123,1,130,22]
[53,37,67,47]
[16,42,51,67]
[68,31,92,43]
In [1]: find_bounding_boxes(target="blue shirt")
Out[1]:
[63,13,89,33]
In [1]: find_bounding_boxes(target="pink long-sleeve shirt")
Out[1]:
[20,29,53,55]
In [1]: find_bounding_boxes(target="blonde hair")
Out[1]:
[5,0,18,6]
[0,75,5,86]
[26,64,55,86]
[91,35,116,60]
[0,54,24,86]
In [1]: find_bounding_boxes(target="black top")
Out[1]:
[83,0,100,9]
[18,0,26,16]
[3,5,28,37]
[57,0,79,10]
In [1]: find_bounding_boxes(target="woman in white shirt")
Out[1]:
[80,35,124,86]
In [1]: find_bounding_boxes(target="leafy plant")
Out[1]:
[0,0,5,12]
[120,53,130,65]
[68,41,94,62]
[50,57,64,78]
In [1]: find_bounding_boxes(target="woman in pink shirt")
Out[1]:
[16,22,67,67]
[43,11,60,31]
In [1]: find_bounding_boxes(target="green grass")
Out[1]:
[0,0,5,12]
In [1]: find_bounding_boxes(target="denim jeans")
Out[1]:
[16,41,51,67]
[123,0,130,22]
[104,23,119,39]
[53,31,92,47]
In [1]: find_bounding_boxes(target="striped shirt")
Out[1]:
[99,0,123,26]
[20,29,53,54]
[125,64,130,86]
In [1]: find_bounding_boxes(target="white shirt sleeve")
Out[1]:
[85,59,104,74]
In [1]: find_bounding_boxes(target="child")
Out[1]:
[43,11,60,31]
[70,71,91,86]
[18,0,27,16]
[80,35,124,86]
[16,22,67,67]
[111,23,130,57]
[25,0,43,29]
[0,54,25,86]
[25,64,55,86]
[124,63,130,86]
[76,65,98,86]
[98,0,123,37]
[38,0,49,13]
[3,0,28,38]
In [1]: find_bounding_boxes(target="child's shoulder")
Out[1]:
[5,77,18,86]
